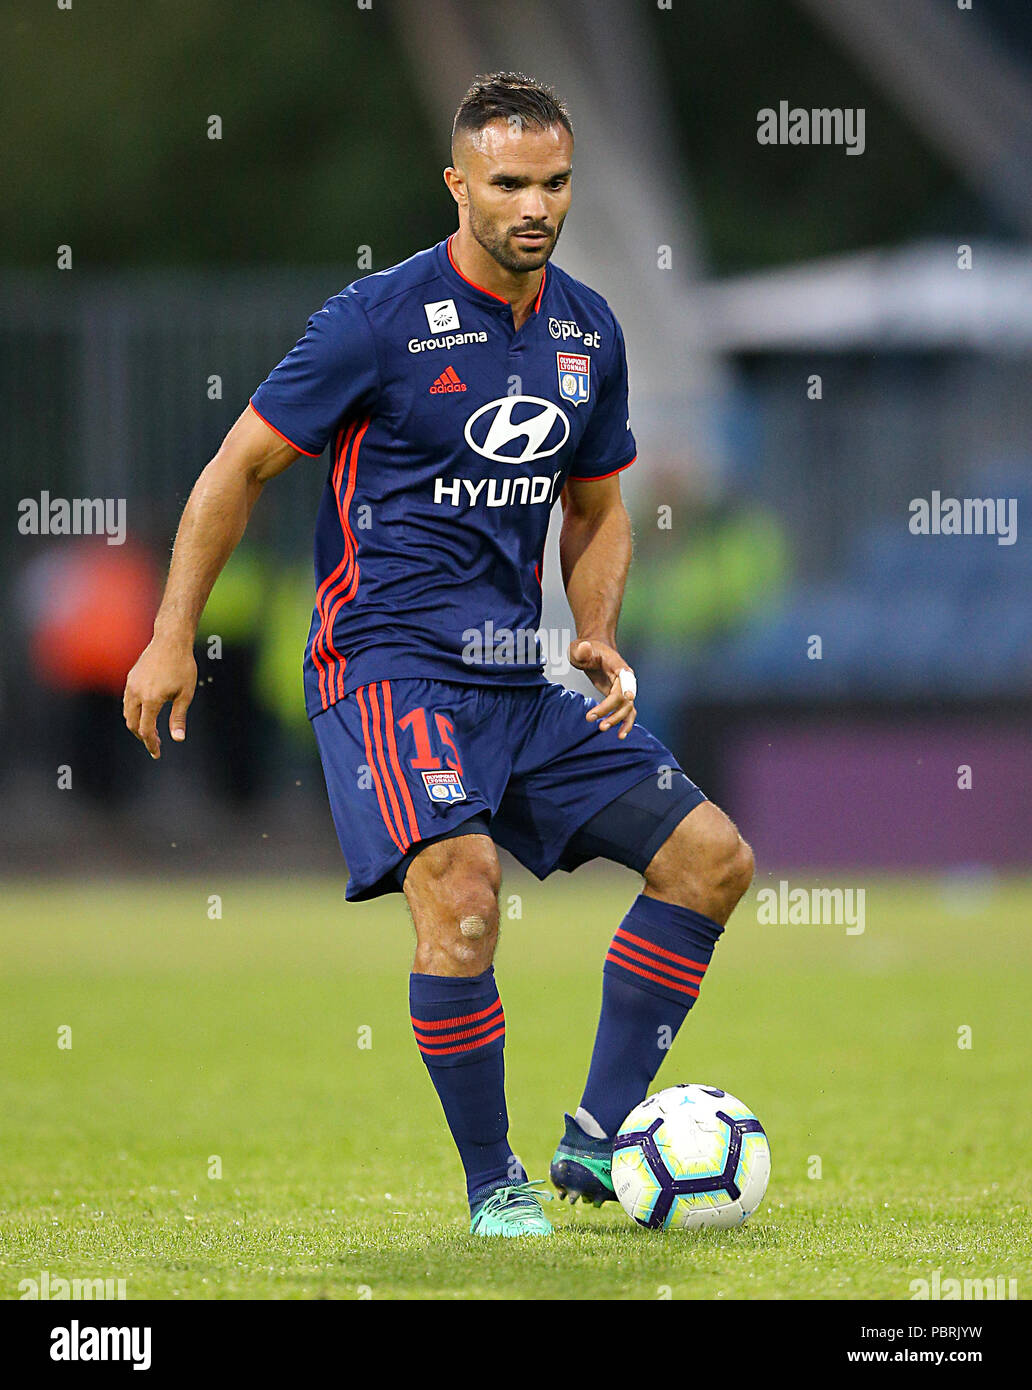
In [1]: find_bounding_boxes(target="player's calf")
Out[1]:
[561,803,753,1174]
[403,832,543,1226]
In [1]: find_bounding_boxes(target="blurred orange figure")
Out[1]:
[29,540,162,697]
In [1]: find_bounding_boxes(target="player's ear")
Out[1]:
[443,166,466,207]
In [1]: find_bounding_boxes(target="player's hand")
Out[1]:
[123,638,197,760]
[569,638,638,740]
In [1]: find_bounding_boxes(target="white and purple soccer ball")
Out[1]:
[612,1084,771,1230]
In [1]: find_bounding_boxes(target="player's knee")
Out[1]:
[458,912,489,940]
[414,881,499,974]
[723,834,755,904]
[419,839,501,914]
[442,870,499,943]
[693,814,753,905]
[407,835,501,974]
[645,804,753,914]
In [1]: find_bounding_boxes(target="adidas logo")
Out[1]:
[429,365,467,394]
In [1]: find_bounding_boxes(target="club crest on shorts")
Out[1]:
[557,352,590,406]
[421,769,467,803]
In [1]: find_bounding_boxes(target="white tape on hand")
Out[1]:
[618,668,637,700]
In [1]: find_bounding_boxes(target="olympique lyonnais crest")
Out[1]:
[421,769,467,804]
[556,352,590,406]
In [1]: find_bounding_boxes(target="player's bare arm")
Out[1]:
[560,472,638,739]
[123,405,299,759]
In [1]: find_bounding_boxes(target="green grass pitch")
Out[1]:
[1,868,1029,1300]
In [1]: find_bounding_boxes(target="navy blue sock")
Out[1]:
[409,968,525,1208]
[579,894,724,1137]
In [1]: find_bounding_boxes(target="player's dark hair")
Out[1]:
[452,72,573,154]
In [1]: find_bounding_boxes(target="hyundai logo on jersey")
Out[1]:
[464,396,570,464]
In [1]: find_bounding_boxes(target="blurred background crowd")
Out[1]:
[2,0,1029,876]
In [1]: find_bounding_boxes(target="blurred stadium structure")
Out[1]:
[1,0,1029,875]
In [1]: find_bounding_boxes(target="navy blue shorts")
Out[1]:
[312,678,706,901]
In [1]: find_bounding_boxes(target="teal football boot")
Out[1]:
[550,1113,617,1206]
[469,1180,554,1237]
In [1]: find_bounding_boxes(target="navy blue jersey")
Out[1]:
[250,235,637,718]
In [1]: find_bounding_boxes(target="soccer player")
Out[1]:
[123,73,754,1237]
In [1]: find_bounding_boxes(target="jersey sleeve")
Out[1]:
[249,290,380,457]
[567,315,637,480]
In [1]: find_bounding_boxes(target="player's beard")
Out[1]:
[467,196,564,275]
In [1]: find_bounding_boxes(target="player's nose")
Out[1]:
[518,190,549,221]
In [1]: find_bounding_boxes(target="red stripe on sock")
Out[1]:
[413,1011,505,1047]
[608,938,705,986]
[614,925,710,975]
[605,949,700,998]
[416,1023,507,1057]
[410,998,503,1031]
